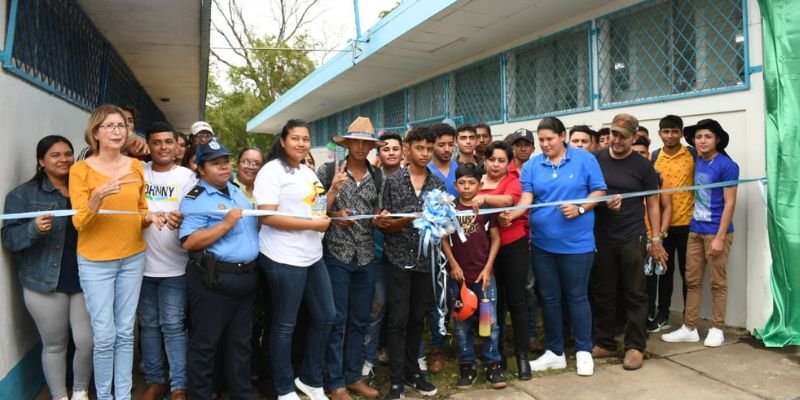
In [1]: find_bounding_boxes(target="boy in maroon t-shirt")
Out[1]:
[441,163,505,390]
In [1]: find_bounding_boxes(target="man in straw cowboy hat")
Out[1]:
[317,116,385,400]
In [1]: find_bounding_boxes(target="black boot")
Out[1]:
[516,352,532,380]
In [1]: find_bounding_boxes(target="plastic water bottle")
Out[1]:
[643,256,654,276]
[478,299,491,337]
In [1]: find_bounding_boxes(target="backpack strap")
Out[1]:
[651,148,661,166]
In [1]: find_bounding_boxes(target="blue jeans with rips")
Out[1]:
[450,277,501,366]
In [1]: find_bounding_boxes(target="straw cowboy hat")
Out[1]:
[332,116,387,147]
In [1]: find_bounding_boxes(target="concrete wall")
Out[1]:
[0,0,90,383]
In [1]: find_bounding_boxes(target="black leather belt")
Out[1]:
[215,260,257,273]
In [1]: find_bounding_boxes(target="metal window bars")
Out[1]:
[2,0,166,129]
[596,0,746,107]
[506,23,593,120]
[307,0,747,141]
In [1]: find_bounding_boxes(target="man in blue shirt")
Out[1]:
[662,119,739,348]
[427,123,459,197]
[179,140,259,400]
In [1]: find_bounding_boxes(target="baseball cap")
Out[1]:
[195,140,231,164]
[191,121,214,136]
[509,128,535,145]
[609,113,639,138]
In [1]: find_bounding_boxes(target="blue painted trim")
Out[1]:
[3,64,95,111]
[598,84,750,110]
[741,0,751,85]
[0,342,44,400]
[749,65,763,74]
[1,0,20,67]
[500,53,508,123]
[247,0,459,132]
[353,0,362,40]
[587,20,597,112]
[506,106,594,124]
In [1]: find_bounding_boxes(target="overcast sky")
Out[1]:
[210,0,398,80]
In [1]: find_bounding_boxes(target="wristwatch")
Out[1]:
[578,205,586,215]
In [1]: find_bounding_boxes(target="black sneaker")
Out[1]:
[647,313,671,333]
[454,364,477,389]
[404,373,437,396]
[486,363,507,389]
[384,383,405,399]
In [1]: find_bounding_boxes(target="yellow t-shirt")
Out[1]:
[69,159,147,261]
[653,146,695,227]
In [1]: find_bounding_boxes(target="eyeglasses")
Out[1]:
[196,132,213,139]
[100,124,127,132]
[240,160,262,168]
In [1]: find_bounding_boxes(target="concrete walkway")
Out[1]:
[449,331,800,400]
[39,325,800,399]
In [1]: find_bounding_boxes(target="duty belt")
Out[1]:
[214,260,257,273]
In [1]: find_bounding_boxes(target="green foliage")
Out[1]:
[206,34,316,158]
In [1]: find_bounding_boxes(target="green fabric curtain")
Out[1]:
[753,0,800,347]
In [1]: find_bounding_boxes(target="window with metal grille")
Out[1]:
[380,90,406,133]
[324,114,338,143]
[506,23,592,120]
[2,0,166,127]
[597,0,746,107]
[408,76,446,123]
[449,56,503,124]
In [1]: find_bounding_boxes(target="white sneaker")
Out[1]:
[278,393,301,400]
[575,351,594,376]
[661,325,700,343]
[529,350,567,371]
[704,327,725,347]
[294,377,328,400]
[70,390,89,400]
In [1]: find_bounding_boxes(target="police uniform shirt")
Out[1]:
[179,179,259,263]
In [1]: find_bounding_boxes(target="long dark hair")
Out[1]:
[30,135,74,184]
[267,119,311,168]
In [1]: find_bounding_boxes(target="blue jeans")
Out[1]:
[260,254,335,396]
[78,252,145,400]
[450,278,501,365]
[138,275,187,391]
[531,245,594,354]
[325,256,376,388]
[363,261,387,365]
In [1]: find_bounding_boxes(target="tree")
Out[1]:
[206,0,320,156]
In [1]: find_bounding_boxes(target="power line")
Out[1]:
[211,46,348,52]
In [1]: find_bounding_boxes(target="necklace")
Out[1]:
[548,152,564,178]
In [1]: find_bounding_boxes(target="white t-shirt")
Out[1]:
[254,159,325,267]
[143,162,198,277]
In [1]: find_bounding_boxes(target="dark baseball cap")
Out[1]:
[195,140,231,164]
[510,128,534,145]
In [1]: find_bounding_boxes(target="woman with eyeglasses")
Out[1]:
[69,104,164,400]
[235,148,264,206]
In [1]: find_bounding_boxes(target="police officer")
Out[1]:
[179,140,259,400]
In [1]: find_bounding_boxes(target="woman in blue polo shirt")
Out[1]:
[500,117,606,377]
